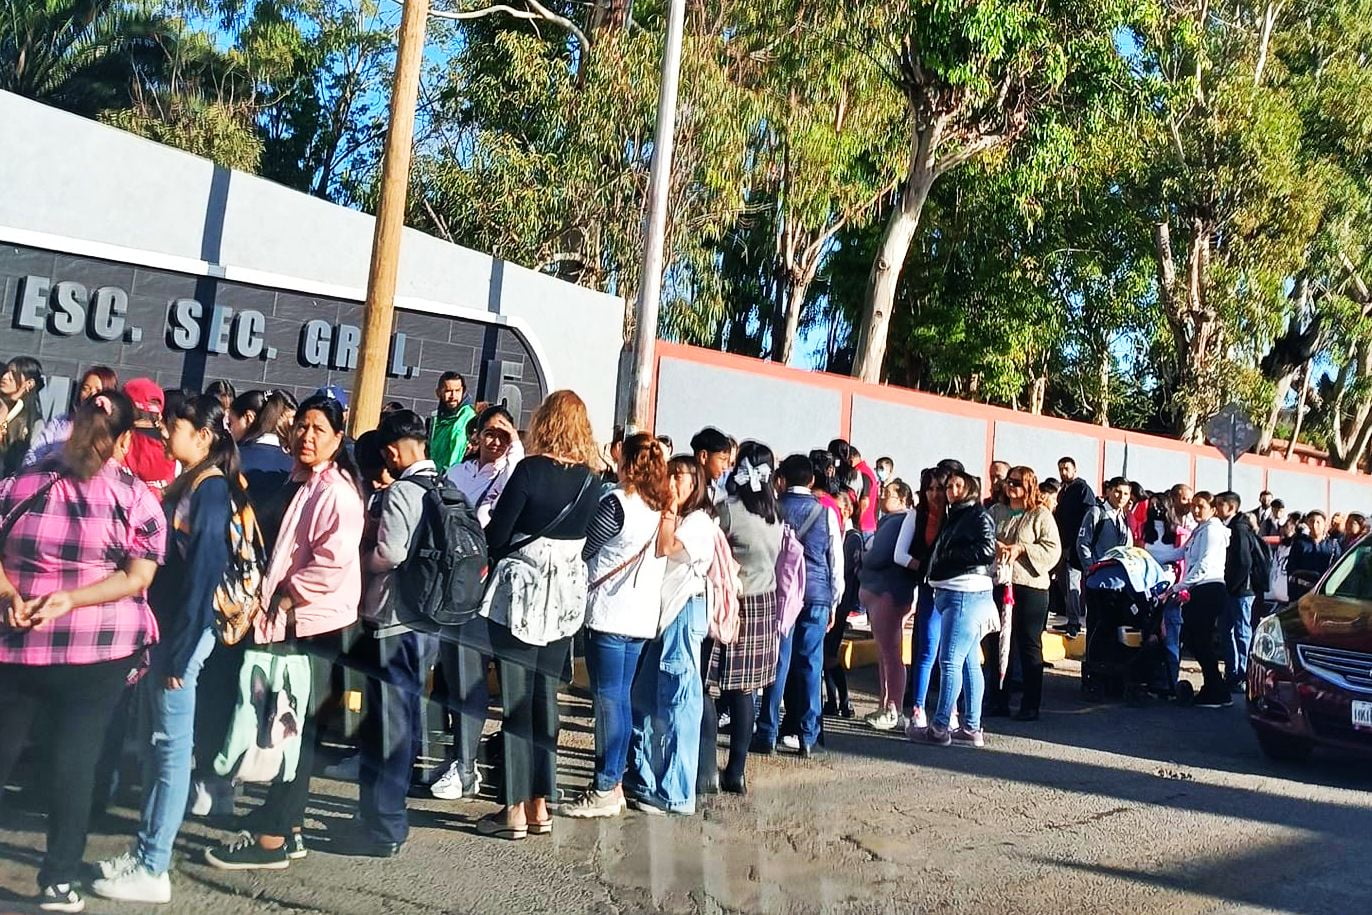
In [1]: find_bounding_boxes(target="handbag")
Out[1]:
[0,472,62,547]
[213,644,312,784]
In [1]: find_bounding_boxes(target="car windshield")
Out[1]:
[1322,542,1372,600]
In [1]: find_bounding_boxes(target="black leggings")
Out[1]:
[823,614,850,708]
[983,586,1051,713]
[719,690,756,782]
[1183,581,1226,693]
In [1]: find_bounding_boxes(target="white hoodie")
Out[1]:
[1152,517,1229,587]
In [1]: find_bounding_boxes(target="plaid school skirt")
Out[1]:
[707,591,779,695]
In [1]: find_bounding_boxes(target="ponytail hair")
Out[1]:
[619,432,671,511]
[234,389,298,445]
[62,388,135,481]
[163,394,249,511]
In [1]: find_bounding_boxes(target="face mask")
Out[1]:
[876,469,891,484]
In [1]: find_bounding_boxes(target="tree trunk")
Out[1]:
[1028,376,1047,415]
[852,116,941,384]
[1155,217,1218,442]
[1094,346,1111,426]
[1260,369,1298,455]
[1286,359,1310,460]
[779,273,809,365]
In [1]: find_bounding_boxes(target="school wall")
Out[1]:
[0,91,624,436]
[652,344,1372,516]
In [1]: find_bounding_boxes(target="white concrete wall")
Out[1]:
[1267,469,1329,516]
[851,396,986,481]
[654,357,843,459]
[994,421,1099,490]
[1104,440,1192,494]
[0,91,623,436]
[1195,455,1265,507]
[1329,477,1372,516]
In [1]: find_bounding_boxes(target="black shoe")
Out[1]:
[822,700,839,717]
[1064,624,1081,639]
[205,832,291,871]
[720,773,747,796]
[839,703,856,719]
[984,704,1012,718]
[1194,687,1234,709]
[748,738,774,756]
[38,883,85,912]
[697,771,720,795]
[1013,709,1040,722]
[799,744,826,759]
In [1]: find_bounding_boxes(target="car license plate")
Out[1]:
[1354,701,1372,730]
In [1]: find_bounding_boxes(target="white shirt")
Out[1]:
[445,439,524,527]
[660,510,717,630]
[1152,517,1229,587]
[786,487,844,610]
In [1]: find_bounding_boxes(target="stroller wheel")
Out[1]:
[1174,681,1195,706]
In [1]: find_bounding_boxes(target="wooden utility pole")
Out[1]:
[349,0,431,438]
[623,0,686,432]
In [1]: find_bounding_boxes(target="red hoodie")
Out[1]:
[124,426,176,494]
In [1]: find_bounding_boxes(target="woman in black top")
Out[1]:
[476,391,601,840]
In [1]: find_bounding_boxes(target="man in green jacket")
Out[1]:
[428,372,476,473]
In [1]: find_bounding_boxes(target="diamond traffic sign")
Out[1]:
[1205,403,1259,463]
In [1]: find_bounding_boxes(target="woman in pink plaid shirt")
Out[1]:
[0,389,166,913]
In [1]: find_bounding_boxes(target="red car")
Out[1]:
[1247,539,1372,761]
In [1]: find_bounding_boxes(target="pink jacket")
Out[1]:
[256,461,364,644]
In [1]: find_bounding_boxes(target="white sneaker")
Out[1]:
[908,707,929,730]
[865,708,900,731]
[91,864,171,904]
[949,708,961,731]
[97,851,138,880]
[430,760,481,801]
[323,754,361,780]
[560,789,625,819]
[779,735,801,752]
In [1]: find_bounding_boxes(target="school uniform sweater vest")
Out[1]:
[779,491,834,607]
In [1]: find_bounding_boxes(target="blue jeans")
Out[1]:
[909,585,941,711]
[359,629,439,845]
[932,589,993,732]
[137,627,216,874]
[1223,594,1255,682]
[756,601,829,749]
[586,631,648,792]
[627,596,708,813]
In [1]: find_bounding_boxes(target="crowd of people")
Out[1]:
[0,356,1364,913]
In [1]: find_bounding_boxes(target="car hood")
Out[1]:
[1284,594,1372,651]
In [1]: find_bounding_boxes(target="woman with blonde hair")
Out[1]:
[476,390,602,839]
[984,466,1061,721]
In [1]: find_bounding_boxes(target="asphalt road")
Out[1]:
[3,661,1371,914]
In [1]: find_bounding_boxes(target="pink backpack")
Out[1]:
[705,525,742,645]
[774,524,807,636]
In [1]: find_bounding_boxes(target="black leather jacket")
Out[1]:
[927,499,996,583]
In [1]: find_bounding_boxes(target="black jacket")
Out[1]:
[1055,478,1097,569]
[1224,513,1259,596]
[927,499,996,583]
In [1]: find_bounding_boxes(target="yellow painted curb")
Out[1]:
[1041,630,1067,663]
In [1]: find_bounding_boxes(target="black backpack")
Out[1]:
[393,474,489,627]
[1248,528,1273,595]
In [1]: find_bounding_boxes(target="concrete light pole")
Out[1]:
[624,0,686,433]
[349,0,431,438]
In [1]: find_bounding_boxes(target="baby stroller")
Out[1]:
[1080,547,1192,705]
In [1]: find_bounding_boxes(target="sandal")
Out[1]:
[475,811,527,841]
[528,818,553,836]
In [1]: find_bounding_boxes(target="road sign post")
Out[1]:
[1205,403,1260,491]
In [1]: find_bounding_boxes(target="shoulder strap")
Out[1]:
[0,473,63,548]
[589,536,656,592]
[796,501,825,539]
[507,470,594,554]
